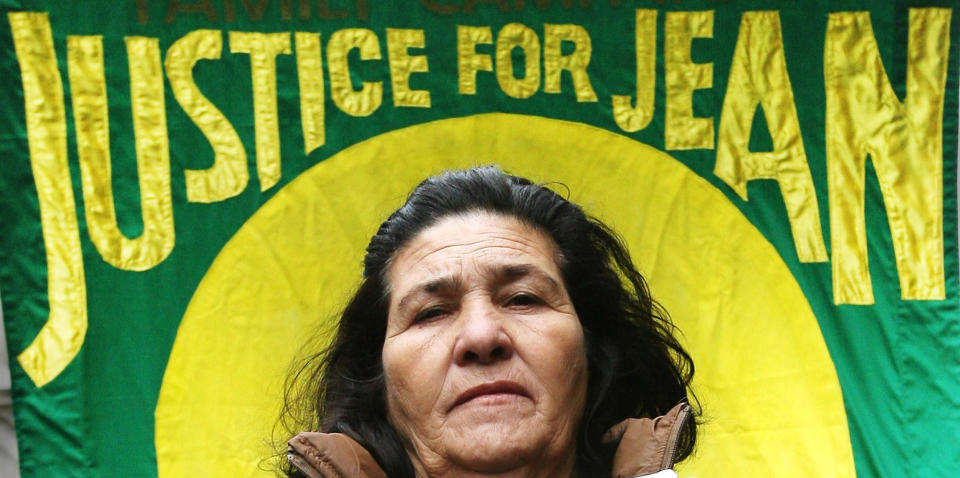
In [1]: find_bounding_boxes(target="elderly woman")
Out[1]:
[282,166,697,478]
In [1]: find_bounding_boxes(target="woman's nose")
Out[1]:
[453,301,514,366]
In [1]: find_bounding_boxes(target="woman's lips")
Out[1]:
[451,380,530,410]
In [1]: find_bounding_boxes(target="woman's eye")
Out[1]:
[505,293,542,308]
[413,307,448,323]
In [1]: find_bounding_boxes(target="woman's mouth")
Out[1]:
[451,380,531,410]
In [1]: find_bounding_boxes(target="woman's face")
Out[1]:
[382,212,588,477]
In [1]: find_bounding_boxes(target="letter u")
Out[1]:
[67,35,174,271]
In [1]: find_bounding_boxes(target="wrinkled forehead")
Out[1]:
[383,211,565,296]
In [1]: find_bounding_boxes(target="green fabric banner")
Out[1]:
[0,0,958,476]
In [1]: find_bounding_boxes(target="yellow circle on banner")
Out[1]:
[155,113,855,478]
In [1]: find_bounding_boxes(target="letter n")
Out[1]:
[825,9,951,304]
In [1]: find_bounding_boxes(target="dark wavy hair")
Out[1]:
[279,166,697,477]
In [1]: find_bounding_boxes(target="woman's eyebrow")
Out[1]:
[395,264,562,312]
[396,276,462,312]
[490,263,562,291]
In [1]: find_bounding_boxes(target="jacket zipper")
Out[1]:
[660,402,692,471]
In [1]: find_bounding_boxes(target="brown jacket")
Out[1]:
[287,402,691,478]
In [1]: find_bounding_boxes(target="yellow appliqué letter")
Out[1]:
[10,12,88,387]
[715,11,827,263]
[825,9,951,304]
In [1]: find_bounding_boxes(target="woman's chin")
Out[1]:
[444,437,540,474]
[439,416,560,474]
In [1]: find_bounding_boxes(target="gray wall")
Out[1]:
[0,294,20,478]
